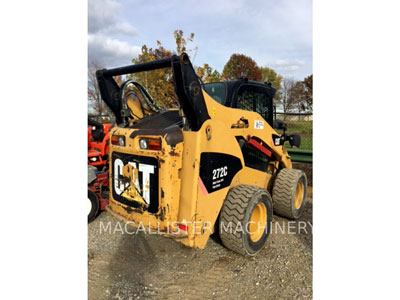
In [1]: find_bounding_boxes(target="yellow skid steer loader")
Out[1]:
[96,53,307,256]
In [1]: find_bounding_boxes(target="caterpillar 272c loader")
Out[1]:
[96,53,307,256]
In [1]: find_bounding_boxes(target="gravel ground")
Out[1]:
[88,195,312,300]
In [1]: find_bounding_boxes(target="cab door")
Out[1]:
[232,84,274,127]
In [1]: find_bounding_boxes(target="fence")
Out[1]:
[275,112,313,122]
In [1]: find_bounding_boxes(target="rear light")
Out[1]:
[148,139,161,150]
[139,138,161,151]
[111,135,125,146]
[139,139,148,149]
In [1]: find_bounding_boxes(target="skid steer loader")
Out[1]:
[96,53,307,256]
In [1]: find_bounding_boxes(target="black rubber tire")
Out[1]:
[219,185,273,256]
[272,168,307,219]
[88,189,100,223]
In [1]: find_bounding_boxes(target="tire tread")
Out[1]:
[272,168,306,219]
[220,185,264,255]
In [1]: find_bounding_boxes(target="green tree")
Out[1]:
[222,54,262,81]
[197,63,221,83]
[260,66,283,101]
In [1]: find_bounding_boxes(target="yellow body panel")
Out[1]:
[108,89,292,249]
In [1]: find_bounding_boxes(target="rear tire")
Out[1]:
[88,189,100,223]
[272,168,307,219]
[219,185,273,256]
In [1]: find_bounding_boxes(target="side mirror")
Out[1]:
[288,134,301,148]
[274,119,287,131]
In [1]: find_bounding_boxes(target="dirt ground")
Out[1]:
[293,163,312,187]
[88,195,312,300]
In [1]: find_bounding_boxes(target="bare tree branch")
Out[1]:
[88,61,108,116]
[280,77,298,119]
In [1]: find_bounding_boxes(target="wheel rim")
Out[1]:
[249,202,267,242]
[294,182,304,209]
[88,197,92,215]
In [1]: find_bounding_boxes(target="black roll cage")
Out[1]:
[95,53,210,131]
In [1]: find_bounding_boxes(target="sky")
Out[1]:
[88,0,312,80]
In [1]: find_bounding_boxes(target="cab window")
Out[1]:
[237,85,272,125]
[203,82,226,104]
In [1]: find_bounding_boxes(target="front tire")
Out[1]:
[272,168,307,219]
[88,189,100,223]
[219,185,273,256]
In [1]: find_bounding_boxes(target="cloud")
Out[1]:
[89,0,118,33]
[87,0,312,79]
[108,22,137,36]
[88,34,141,67]
[268,59,306,77]
[88,0,137,36]
[88,0,140,67]
[128,0,311,79]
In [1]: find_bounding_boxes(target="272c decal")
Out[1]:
[212,166,228,180]
[200,152,242,193]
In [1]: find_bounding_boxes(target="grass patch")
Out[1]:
[285,121,313,134]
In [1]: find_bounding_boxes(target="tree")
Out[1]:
[196,63,221,83]
[174,30,198,58]
[290,74,313,111]
[130,43,177,108]
[280,77,298,119]
[114,75,124,87]
[88,61,108,116]
[260,66,283,101]
[128,30,198,108]
[291,81,306,118]
[222,54,262,81]
[302,74,313,110]
[88,61,123,122]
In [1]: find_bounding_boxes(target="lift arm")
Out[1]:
[95,53,210,131]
